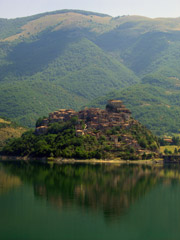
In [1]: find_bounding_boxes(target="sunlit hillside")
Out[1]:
[0,118,26,149]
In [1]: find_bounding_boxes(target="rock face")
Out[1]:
[35,100,132,135]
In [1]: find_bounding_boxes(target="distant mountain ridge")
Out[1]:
[1,9,180,135]
[1,10,180,41]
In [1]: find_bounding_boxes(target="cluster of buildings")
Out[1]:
[35,100,132,136]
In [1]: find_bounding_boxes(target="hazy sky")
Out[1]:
[1,0,180,19]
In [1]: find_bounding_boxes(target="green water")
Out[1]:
[0,162,180,240]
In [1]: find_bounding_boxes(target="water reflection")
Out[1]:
[0,166,21,195]
[2,162,180,222]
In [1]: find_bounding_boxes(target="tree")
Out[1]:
[164,148,169,155]
[36,117,46,127]
[139,138,147,148]
[174,148,178,155]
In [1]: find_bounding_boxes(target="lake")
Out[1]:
[0,161,180,240]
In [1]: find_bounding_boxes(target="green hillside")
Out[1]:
[0,117,26,149]
[0,10,110,40]
[96,26,180,78]
[0,26,139,126]
[0,80,87,126]
[1,10,180,134]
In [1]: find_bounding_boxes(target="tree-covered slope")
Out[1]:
[0,28,139,126]
[97,28,180,78]
[0,80,87,126]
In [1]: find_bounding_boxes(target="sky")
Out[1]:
[1,0,180,19]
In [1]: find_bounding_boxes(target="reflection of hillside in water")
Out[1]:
[0,165,21,195]
[3,162,180,221]
[35,164,160,221]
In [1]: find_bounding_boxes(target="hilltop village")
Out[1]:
[36,100,132,136]
[1,100,159,159]
[35,100,159,159]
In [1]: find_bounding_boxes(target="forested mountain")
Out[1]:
[1,9,180,134]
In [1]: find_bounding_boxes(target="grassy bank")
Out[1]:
[160,145,180,154]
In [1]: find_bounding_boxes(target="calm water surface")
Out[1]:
[0,162,180,240]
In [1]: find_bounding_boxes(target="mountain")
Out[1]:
[1,10,180,134]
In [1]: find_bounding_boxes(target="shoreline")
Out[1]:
[0,155,164,165]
